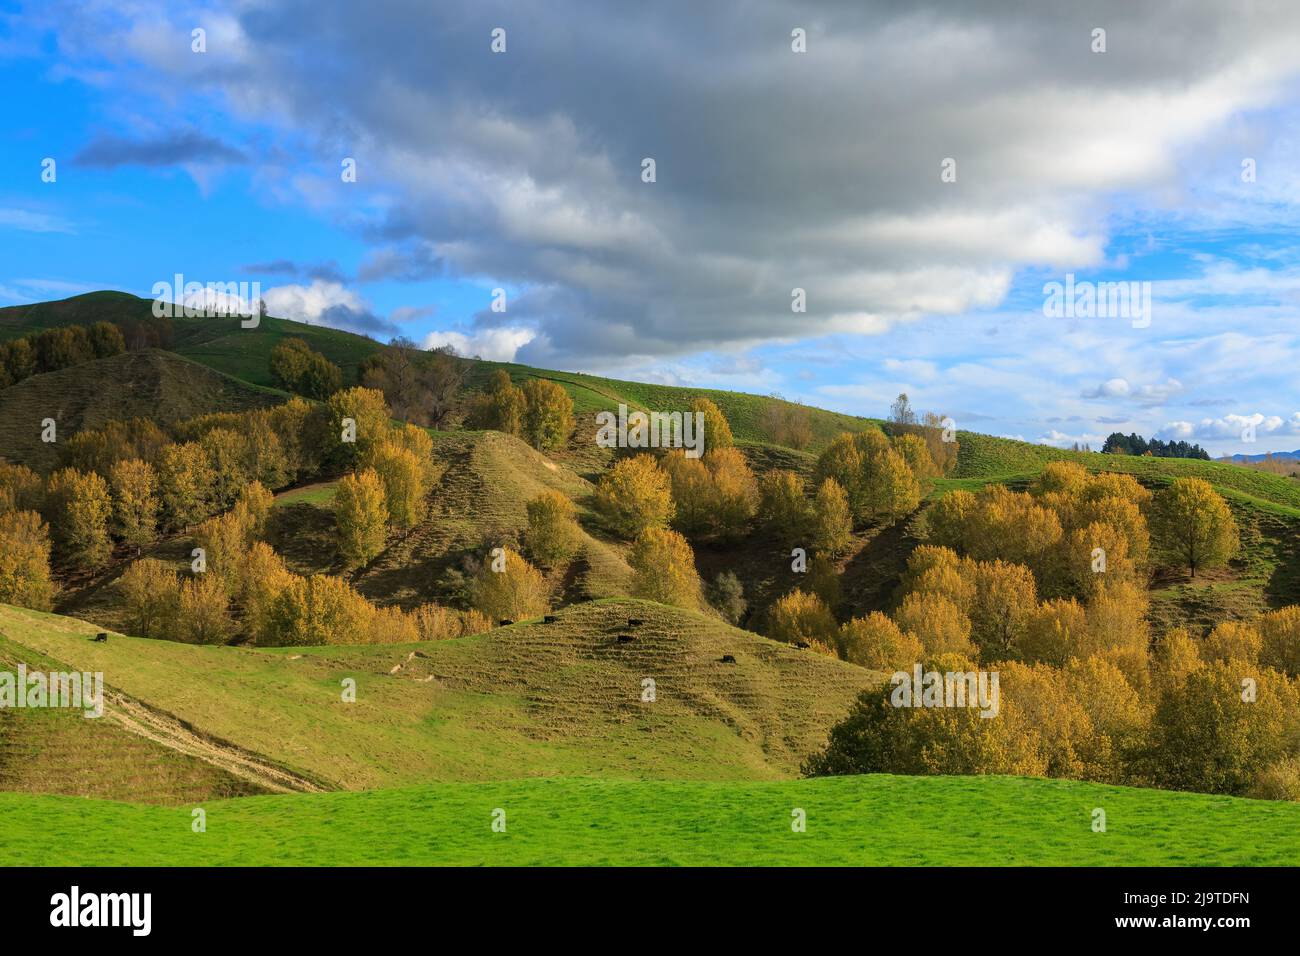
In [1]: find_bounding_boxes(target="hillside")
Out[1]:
[0,348,284,472]
[3,773,1298,866]
[0,599,878,792]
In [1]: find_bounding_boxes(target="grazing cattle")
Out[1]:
[92,633,108,643]
[616,634,634,644]
[720,654,737,664]
[795,641,810,649]
[499,619,514,626]
[544,615,558,624]
[627,618,644,627]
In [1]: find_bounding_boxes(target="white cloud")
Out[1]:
[422,327,535,362]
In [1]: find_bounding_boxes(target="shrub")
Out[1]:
[707,570,747,625]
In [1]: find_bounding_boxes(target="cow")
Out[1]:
[616,634,634,644]
[544,615,558,624]
[720,654,737,664]
[499,619,514,626]
[627,618,644,627]
[92,633,108,643]
[795,641,810,649]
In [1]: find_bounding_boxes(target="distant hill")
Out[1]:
[1227,449,1300,462]
[0,349,284,472]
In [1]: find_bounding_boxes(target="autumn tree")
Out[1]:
[468,547,550,621]
[1148,662,1298,794]
[838,611,924,670]
[265,574,375,645]
[177,573,235,645]
[1201,620,1262,664]
[893,592,975,658]
[108,458,158,553]
[0,510,56,611]
[690,397,733,451]
[1016,598,1089,666]
[811,478,852,556]
[326,387,392,468]
[269,338,342,399]
[471,370,526,436]
[363,440,427,529]
[0,463,44,514]
[117,558,181,638]
[521,378,574,450]
[628,527,703,609]
[1258,605,1300,676]
[594,454,674,538]
[967,559,1038,660]
[44,468,112,569]
[767,588,837,647]
[1151,477,1238,577]
[157,442,214,531]
[758,469,810,547]
[334,469,389,569]
[524,490,582,566]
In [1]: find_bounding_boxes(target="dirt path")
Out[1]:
[102,691,331,795]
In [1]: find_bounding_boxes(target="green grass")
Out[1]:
[3,774,1297,866]
[0,599,876,794]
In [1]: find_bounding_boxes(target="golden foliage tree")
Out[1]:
[0,510,56,611]
[44,468,113,569]
[894,592,976,658]
[469,547,550,620]
[1151,477,1238,577]
[177,573,235,645]
[521,378,574,450]
[117,558,181,638]
[594,454,675,538]
[767,588,837,647]
[811,477,852,557]
[628,527,703,610]
[108,458,159,553]
[838,611,923,670]
[157,441,214,531]
[690,396,733,451]
[334,468,389,569]
[524,490,582,566]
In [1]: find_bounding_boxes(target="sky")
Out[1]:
[2,0,1300,456]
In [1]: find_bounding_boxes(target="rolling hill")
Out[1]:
[0,348,284,472]
[0,598,879,795]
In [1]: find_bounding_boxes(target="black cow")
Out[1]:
[627,618,644,627]
[795,641,810,649]
[92,632,108,643]
[499,619,514,626]
[720,654,737,664]
[543,615,558,624]
[616,634,634,644]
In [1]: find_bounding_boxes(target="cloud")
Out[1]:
[0,208,76,234]
[1159,412,1300,441]
[243,259,348,283]
[263,280,398,338]
[51,0,1300,365]
[1081,377,1183,404]
[74,130,247,168]
[422,326,535,362]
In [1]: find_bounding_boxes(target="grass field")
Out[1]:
[0,598,876,793]
[3,774,1297,866]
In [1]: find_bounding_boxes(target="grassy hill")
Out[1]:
[3,773,1297,866]
[0,599,878,792]
[0,348,284,472]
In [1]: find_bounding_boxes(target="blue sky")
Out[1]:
[3,0,1300,456]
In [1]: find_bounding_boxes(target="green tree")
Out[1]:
[1151,477,1238,577]
[44,468,113,569]
[109,458,159,553]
